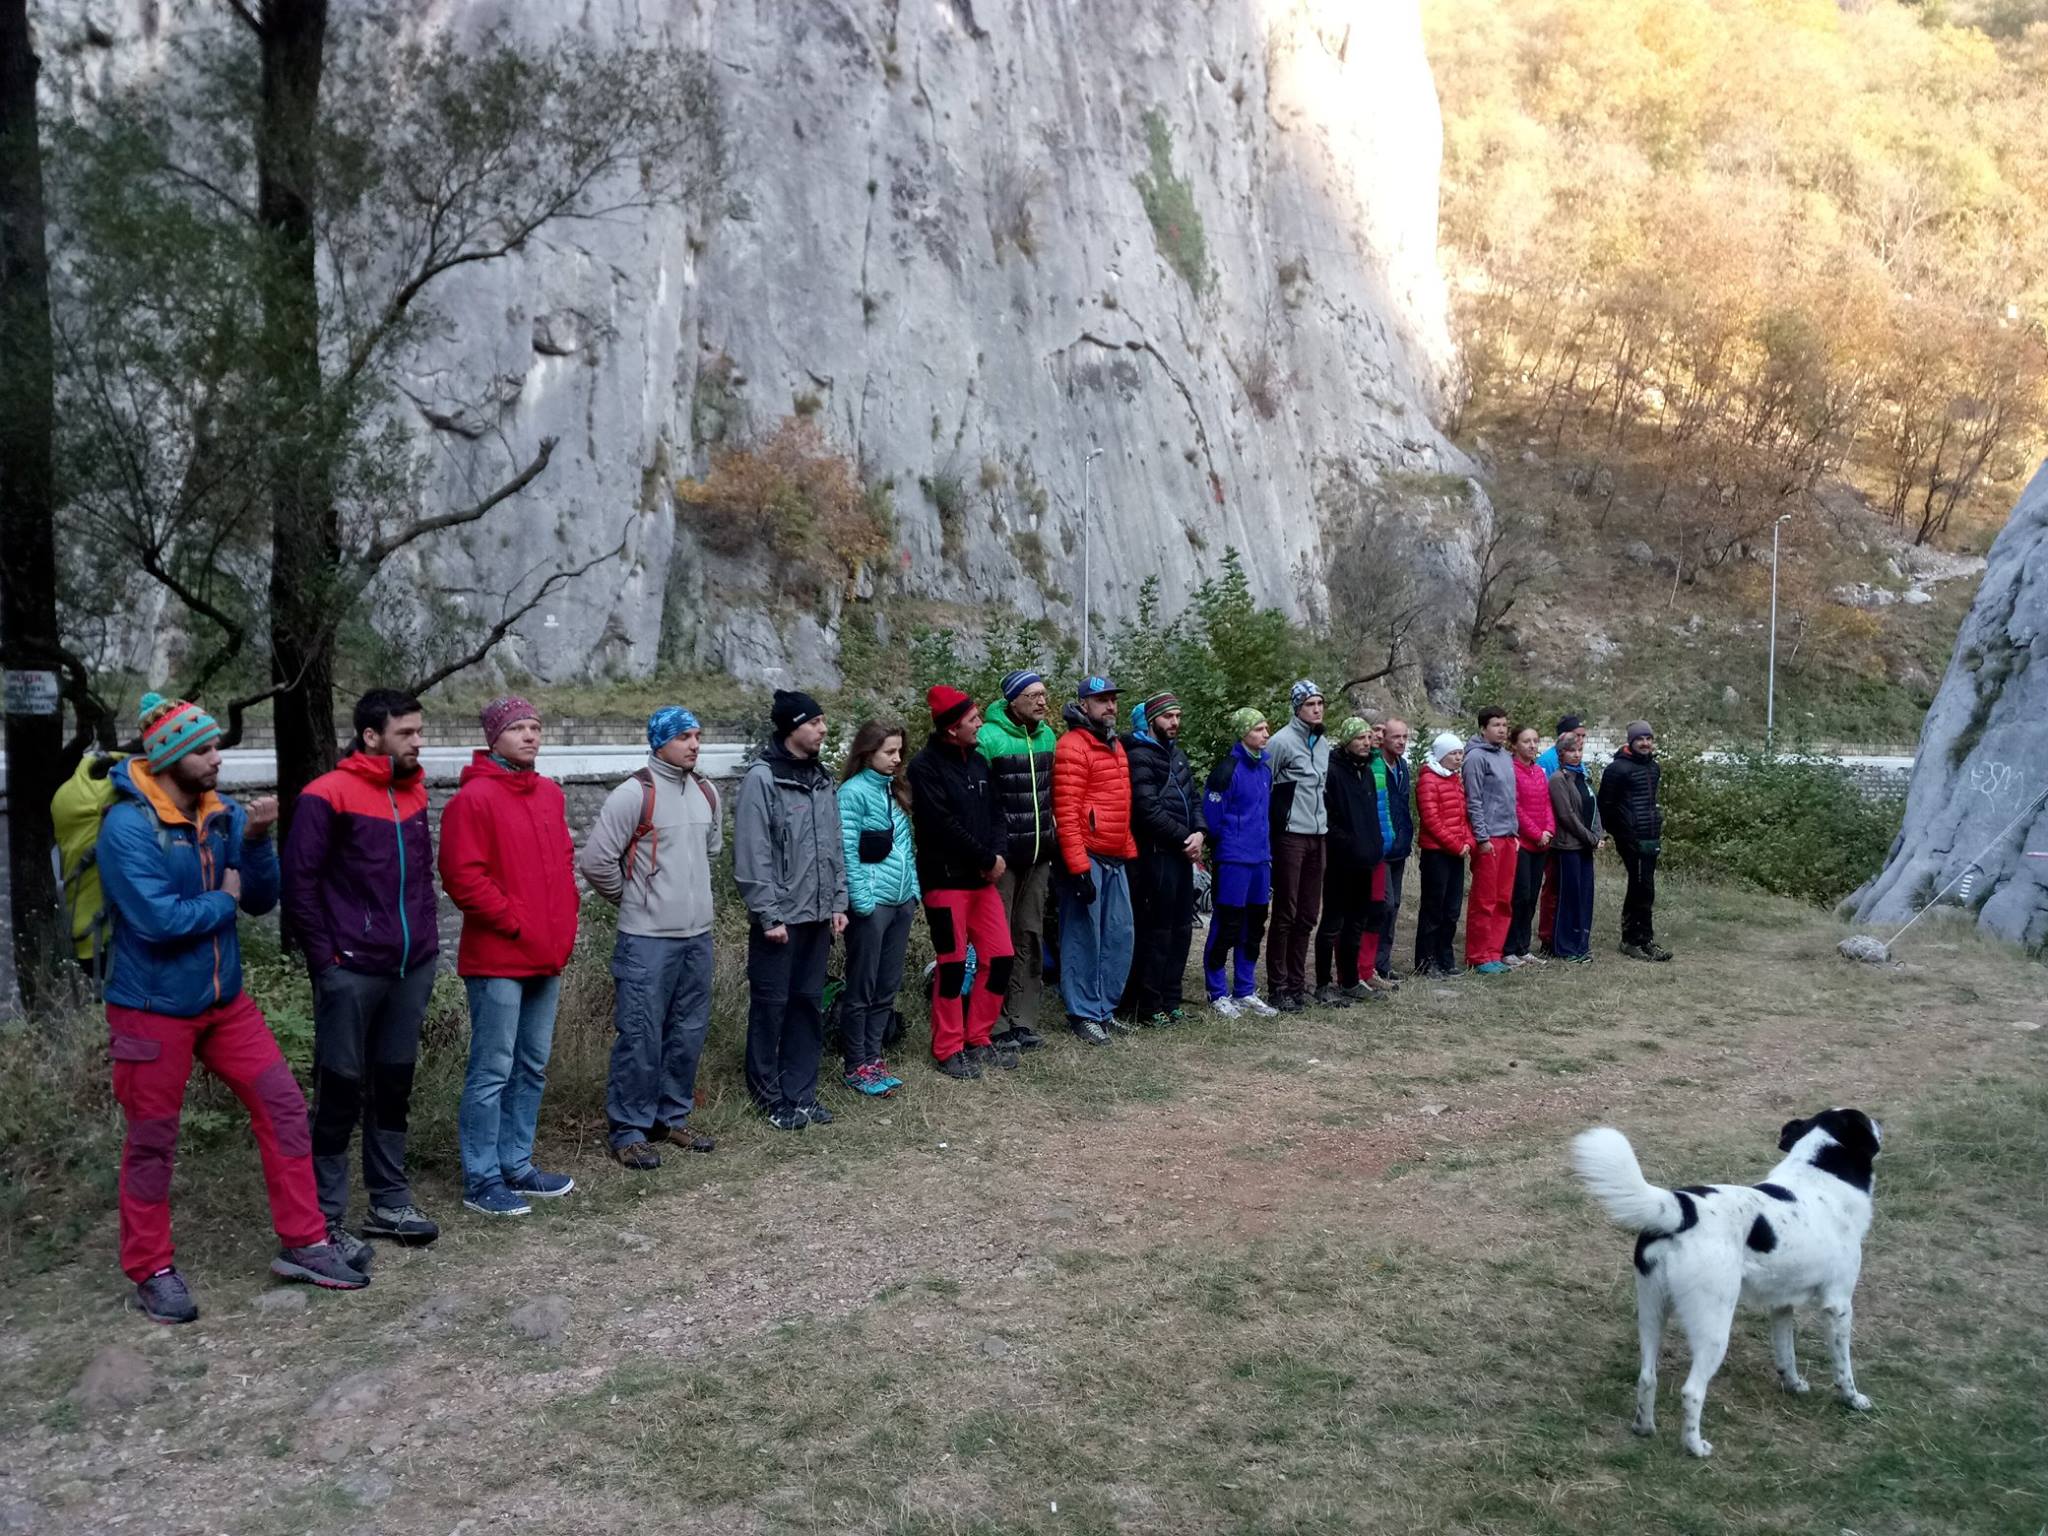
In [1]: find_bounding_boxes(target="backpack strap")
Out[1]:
[623,768,659,880]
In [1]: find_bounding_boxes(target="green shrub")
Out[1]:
[1134,109,1210,296]
[1658,742,1903,905]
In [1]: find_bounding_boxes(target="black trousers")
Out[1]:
[1504,846,1546,958]
[309,965,434,1220]
[1413,850,1466,975]
[1124,847,1196,1018]
[745,920,831,1113]
[1371,857,1406,977]
[1617,842,1659,947]
[1313,862,1381,989]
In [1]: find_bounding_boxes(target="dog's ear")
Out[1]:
[1819,1109,1880,1162]
[1778,1117,1810,1152]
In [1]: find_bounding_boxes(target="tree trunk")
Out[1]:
[255,0,336,836]
[0,0,65,1005]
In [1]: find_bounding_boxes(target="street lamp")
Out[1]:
[1081,447,1104,675]
[1766,513,1792,751]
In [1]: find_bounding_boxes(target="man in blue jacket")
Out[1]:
[99,694,368,1324]
[1367,718,1415,984]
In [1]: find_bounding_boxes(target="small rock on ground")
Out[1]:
[617,1230,657,1253]
[506,1295,572,1342]
[304,1372,391,1464]
[70,1345,155,1412]
[255,1288,309,1315]
[337,1467,395,1506]
[0,1498,45,1534]
[979,1336,1011,1359]
[1838,935,1891,964]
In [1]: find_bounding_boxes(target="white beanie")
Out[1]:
[1429,731,1463,767]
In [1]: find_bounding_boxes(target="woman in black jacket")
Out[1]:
[1313,718,1387,1006]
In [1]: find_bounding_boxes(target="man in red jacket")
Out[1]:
[1051,676,1138,1045]
[439,697,581,1218]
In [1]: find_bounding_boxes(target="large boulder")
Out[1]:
[1849,461,2048,947]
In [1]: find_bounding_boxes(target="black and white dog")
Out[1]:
[1571,1108,1882,1457]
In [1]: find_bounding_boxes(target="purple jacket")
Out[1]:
[282,751,439,976]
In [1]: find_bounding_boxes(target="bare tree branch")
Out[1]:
[223,0,261,35]
[406,531,625,696]
[359,436,556,569]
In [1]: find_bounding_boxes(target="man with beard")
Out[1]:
[1051,677,1138,1044]
[284,690,443,1265]
[1121,691,1204,1026]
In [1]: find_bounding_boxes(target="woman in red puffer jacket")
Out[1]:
[1415,732,1474,976]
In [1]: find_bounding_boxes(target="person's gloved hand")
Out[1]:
[1062,866,1096,906]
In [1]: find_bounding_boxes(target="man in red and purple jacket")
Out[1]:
[283,689,442,1262]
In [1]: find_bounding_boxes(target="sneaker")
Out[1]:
[800,1103,835,1126]
[1009,1026,1044,1050]
[1314,984,1353,1009]
[1502,954,1527,970]
[613,1140,662,1170]
[767,1108,808,1131]
[1069,1019,1112,1046]
[1521,953,1549,967]
[1619,942,1653,962]
[363,1203,440,1245]
[1340,981,1375,1002]
[1473,961,1509,976]
[462,1185,532,1217]
[1378,969,1403,986]
[324,1222,375,1274]
[1644,942,1674,962]
[1210,996,1243,1019]
[872,1061,905,1091]
[1565,952,1594,965]
[1169,1006,1188,1023]
[851,1063,896,1097]
[135,1267,198,1325]
[1143,1010,1175,1028]
[653,1123,718,1153]
[1104,1014,1137,1036]
[937,1050,984,1078]
[506,1170,574,1199]
[1240,994,1279,1017]
[271,1243,369,1290]
[1273,993,1305,1014]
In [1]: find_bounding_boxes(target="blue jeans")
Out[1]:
[1556,849,1596,959]
[606,931,713,1150]
[459,975,561,1196]
[1057,857,1134,1023]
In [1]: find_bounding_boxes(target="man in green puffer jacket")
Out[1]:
[976,670,1057,1050]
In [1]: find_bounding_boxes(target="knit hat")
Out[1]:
[1290,679,1323,711]
[138,692,222,772]
[647,706,700,753]
[480,695,539,747]
[927,684,974,730]
[1626,719,1655,745]
[1139,690,1180,720]
[772,689,825,737]
[1555,714,1584,736]
[1336,715,1371,745]
[1230,707,1267,740]
[1001,669,1044,702]
[1429,731,1463,766]
[1077,675,1119,699]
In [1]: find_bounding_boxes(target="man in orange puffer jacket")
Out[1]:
[1051,676,1138,1044]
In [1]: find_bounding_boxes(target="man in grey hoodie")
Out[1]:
[1460,706,1519,972]
[733,690,849,1130]
[1263,680,1331,1011]
[580,706,723,1168]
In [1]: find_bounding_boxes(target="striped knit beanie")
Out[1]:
[138,692,222,771]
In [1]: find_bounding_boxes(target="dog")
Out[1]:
[1570,1108,1882,1457]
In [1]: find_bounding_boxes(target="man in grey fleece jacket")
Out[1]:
[1460,707,1519,969]
[580,707,723,1167]
[1263,680,1331,1010]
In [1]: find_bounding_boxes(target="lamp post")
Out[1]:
[1081,447,1104,675]
[1766,513,1792,751]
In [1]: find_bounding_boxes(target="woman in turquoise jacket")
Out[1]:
[837,722,921,1095]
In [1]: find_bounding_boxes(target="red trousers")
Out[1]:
[923,885,1014,1061]
[1537,851,1560,948]
[1464,841,1516,967]
[1354,863,1389,978]
[107,993,325,1281]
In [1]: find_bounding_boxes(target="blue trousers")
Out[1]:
[1555,849,1596,959]
[605,931,713,1150]
[1203,860,1272,999]
[459,975,561,1197]
[1057,857,1134,1024]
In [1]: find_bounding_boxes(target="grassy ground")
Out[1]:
[1,874,2044,1534]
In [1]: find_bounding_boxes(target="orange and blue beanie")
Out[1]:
[138,692,222,771]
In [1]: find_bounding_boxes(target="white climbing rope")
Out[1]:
[1886,782,2048,947]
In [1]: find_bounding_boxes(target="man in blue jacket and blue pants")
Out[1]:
[98,693,368,1325]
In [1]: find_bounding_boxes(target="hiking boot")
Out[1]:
[1210,996,1243,1019]
[363,1203,440,1245]
[1010,1025,1044,1050]
[937,1050,984,1079]
[1643,942,1674,962]
[613,1140,662,1171]
[800,1103,835,1126]
[1314,984,1353,1009]
[135,1267,198,1326]
[462,1185,531,1217]
[1240,994,1279,1018]
[653,1122,718,1153]
[1273,993,1305,1014]
[989,1041,1022,1070]
[324,1222,375,1274]
[1069,1019,1111,1046]
[271,1243,369,1290]
[767,1108,808,1131]
[1619,942,1653,961]
[1104,1014,1137,1036]
[1340,981,1375,1002]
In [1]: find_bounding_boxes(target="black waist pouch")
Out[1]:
[858,826,894,864]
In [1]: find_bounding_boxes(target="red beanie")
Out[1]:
[927,684,973,730]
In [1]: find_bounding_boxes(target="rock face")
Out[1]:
[40,0,1476,690]
[1850,463,2048,949]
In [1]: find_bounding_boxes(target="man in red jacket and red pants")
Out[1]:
[440,697,581,1218]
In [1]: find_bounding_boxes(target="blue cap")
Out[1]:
[648,706,701,752]
[1077,675,1119,699]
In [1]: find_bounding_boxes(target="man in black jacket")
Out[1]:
[1596,720,1671,962]
[1120,692,1205,1025]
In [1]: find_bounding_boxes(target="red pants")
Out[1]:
[1537,851,1560,948]
[1464,842,1516,967]
[1354,863,1389,978]
[108,994,325,1281]
[923,886,1014,1061]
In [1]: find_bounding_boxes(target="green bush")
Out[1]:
[1133,109,1210,296]
[1658,742,1903,905]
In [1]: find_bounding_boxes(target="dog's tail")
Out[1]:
[1571,1126,1685,1233]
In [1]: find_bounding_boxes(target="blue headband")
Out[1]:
[648,706,701,752]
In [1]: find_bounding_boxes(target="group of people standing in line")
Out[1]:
[77,674,1668,1324]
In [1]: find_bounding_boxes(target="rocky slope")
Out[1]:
[42,0,1478,692]
[1850,463,2048,948]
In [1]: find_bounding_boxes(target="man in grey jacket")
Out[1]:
[733,690,849,1130]
[1460,706,1519,972]
[580,707,723,1168]
[1263,680,1330,1011]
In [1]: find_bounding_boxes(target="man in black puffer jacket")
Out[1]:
[976,670,1058,1050]
[1596,720,1670,962]
[1120,691,1206,1025]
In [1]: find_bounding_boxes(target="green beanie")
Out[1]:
[1229,707,1266,740]
[1336,715,1371,745]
